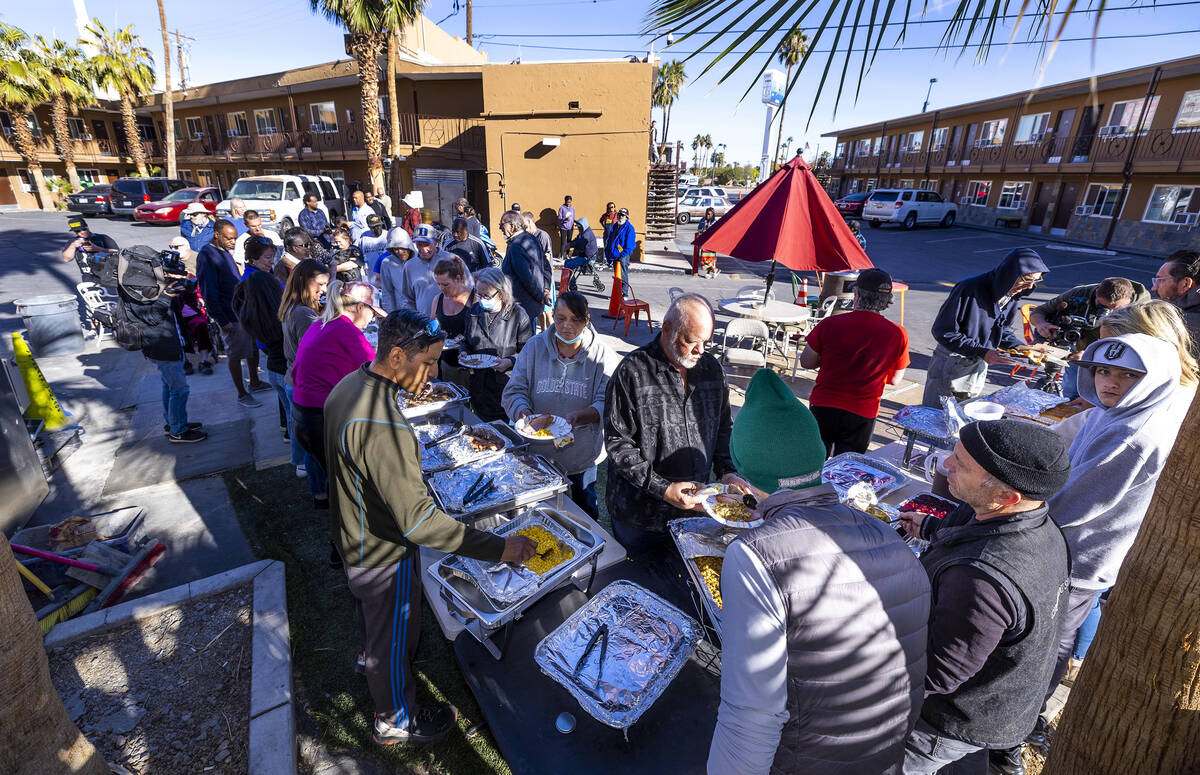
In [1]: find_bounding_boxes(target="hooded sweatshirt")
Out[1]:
[402,247,462,315]
[1050,333,1185,590]
[500,325,618,475]
[377,228,412,312]
[930,248,1048,359]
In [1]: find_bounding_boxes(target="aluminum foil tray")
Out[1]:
[892,406,955,441]
[823,452,910,499]
[457,510,588,604]
[535,580,702,729]
[415,420,512,473]
[396,381,469,420]
[669,517,736,637]
[429,452,567,519]
[984,384,1067,420]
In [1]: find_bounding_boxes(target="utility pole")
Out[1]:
[922,78,937,113]
[173,30,195,90]
[466,0,473,47]
[1103,66,1162,250]
[158,0,176,178]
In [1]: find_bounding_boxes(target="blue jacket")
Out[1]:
[180,220,214,253]
[930,248,1048,359]
[606,220,636,261]
[196,243,241,327]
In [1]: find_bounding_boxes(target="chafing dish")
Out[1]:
[669,517,737,639]
[395,380,469,420]
[428,452,568,520]
[823,452,910,499]
[412,414,524,473]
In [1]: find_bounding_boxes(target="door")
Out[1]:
[1047,109,1076,162]
[1052,182,1080,230]
[961,124,978,164]
[0,169,16,206]
[1029,182,1054,227]
[413,168,467,226]
[947,126,963,165]
[1071,106,1102,162]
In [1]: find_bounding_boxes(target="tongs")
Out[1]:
[574,622,609,687]
[462,473,496,507]
[424,422,466,450]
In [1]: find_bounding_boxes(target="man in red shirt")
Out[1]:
[799,268,909,456]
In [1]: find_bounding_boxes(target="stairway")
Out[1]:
[645,163,679,242]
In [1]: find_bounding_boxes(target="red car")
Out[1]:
[134,187,222,224]
[834,192,870,218]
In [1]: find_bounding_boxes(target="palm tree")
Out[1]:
[0,23,54,210]
[691,133,702,171]
[772,29,808,170]
[310,0,423,195]
[652,60,686,160]
[84,20,155,178]
[701,134,713,177]
[385,28,402,210]
[34,37,94,191]
[156,0,176,179]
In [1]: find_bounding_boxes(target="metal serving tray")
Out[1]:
[395,380,469,420]
[412,414,523,473]
[428,452,569,520]
[668,517,736,640]
[822,452,911,499]
[427,505,604,659]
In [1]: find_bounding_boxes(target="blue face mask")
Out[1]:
[479,296,500,312]
[555,329,584,345]
[317,292,328,306]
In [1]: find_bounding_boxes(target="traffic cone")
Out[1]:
[607,260,625,317]
[795,277,808,307]
[11,332,69,430]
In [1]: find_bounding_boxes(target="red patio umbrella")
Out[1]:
[694,155,873,301]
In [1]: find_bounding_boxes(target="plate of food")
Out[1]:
[442,334,464,350]
[513,413,572,442]
[457,352,502,370]
[897,492,960,521]
[697,484,764,529]
[822,453,908,498]
[998,347,1049,367]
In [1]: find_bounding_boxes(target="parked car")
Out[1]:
[862,188,957,229]
[217,174,344,233]
[677,186,729,202]
[134,186,222,224]
[834,192,871,218]
[110,177,195,217]
[677,195,732,224]
[66,184,114,216]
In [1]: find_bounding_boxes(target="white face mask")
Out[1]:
[479,296,500,312]
[555,329,584,345]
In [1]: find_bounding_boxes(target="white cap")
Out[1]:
[1078,337,1148,374]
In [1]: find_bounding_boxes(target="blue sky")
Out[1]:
[6,0,1199,165]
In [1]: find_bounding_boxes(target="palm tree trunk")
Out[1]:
[1043,391,1200,774]
[386,29,402,214]
[120,95,149,177]
[354,33,386,195]
[11,118,54,211]
[662,103,672,163]
[772,64,793,171]
[0,534,109,774]
[50,96,80,191]
[158,0,177,179]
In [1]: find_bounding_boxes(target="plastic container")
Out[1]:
[964,401,1005,422]
[14,295,84,356]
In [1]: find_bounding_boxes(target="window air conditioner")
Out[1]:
[1172,212,1199,226]
[1074,205,1094,216]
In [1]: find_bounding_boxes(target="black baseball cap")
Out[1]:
[366,213,383,229]
[618,207,629,217]
[511,203,521,211]
[68,216,89,232]
[855,268,893,295]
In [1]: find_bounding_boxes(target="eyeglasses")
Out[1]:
[1152,275,1172,285]
[478,289,500,301]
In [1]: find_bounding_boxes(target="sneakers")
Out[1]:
[168,428,208,444]
[247,380,273,393]
[988,745,1027,775]
[163,422,203,435]
[183,361,195,376]
[237,393,263,408]
[373,705,457,745]
[295,464,307,478]
[198,361,215,376]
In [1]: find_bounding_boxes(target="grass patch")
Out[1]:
[223,463,512,775]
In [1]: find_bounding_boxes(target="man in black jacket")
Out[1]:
[897,420,1071,775]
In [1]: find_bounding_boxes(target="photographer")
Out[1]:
[1030,277,1148,399]
[60,217,118,286]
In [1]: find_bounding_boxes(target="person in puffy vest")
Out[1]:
[708,368,930,775]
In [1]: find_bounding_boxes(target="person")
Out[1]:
[378,228,414,309]
[120,255,207,443]
[61,216,118,286]
[446,217,490,273]
[1100,300,1199,389]
[167,235,215,377]
[179,203,215,253]
[349,189,372,241]
[847,219,867,251]
[1151,249,1200,354]
[1030,276,1148,399]
[298,193,332,249]
[277,227,324,285]
[499,210,547,329]
[463,204,484,240]
[398,193,423,237]
[429,255,474,380]
[234,237,289,437]
[168,235,197,275]
[695,207,720,278]
[364,189,392,231]
[799,268,909,457]
[402,224,459,315]
[922,248,1048,407]
[605,207,636,298]
[233,210,283,272]
[228,198,249,235]
[599,201,619,246]
[502,291,618,518]
[324,309,537,745]
[462,268,532,421]
[523,211,556,328]
[197,219,268,408]
[992,333,1186,769]
[323,225,363,282]
[292,280,381,512]
[523,210,554,264]
[604,294,744,555]
[280,259,330,482]
[709,368,930,775]
[358,217,391,279]
[563,218,600,291]
[557,195,576,259]
[898,420,1073,775]
[510,202,522,212]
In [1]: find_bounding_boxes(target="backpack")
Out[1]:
[111,246,169,352]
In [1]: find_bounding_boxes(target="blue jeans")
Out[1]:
[283,382,306,467]
[1063,359,1080,400]
[617,255,631,297]
[901,718,984,774]
[263,370,297,461]
[1073,588,1109,660]
[154,358,190,435]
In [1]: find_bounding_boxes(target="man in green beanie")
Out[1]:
[709,368,931,775]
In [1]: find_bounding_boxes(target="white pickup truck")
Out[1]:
[217,174,344,232]
[862,188,957,230]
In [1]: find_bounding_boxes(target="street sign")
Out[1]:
[762,70,785,106]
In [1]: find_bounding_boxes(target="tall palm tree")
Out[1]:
[701,134,713,176]
[772,29,808,169]
[652,60,686,159]
[34,37,94,191]
[386,28,402,209]
[691,133,702,171]
[0,23,54,210]
[156,0,176,179]
[84,20,155,178]
[310,0,423,195]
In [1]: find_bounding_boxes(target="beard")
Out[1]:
[669,341,701,370]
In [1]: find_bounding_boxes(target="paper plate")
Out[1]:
[513,414,572,442]
[458,352,501,369]
[442,335,463,350]
[697,485,763,529]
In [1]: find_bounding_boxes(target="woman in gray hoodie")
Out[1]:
[502,291,618,518]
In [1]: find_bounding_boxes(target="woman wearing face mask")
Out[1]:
[462,267,532,422]
[291,280,381,518]
[501,291,617,518]
[430,255,474,384]
[279,259,330,481]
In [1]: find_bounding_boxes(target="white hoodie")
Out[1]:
[1049,333,1186,589]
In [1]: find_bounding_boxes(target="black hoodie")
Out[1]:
[930,248,1049,359]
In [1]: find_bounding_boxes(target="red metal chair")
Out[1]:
[613,280,653,336]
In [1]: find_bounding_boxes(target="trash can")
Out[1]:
[819,270,860,315]
[14,295,85,356]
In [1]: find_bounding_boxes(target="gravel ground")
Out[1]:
[48,585,253,774]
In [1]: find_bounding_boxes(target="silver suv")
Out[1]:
[863,188,957,230]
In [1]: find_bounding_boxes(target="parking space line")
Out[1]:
[1043,256,1157,270]
[926,236,995,243]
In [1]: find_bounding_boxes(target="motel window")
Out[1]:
[865,178,878,192]
[1173,90,1200,131]
[997,181,1031,209]
[1143,185,1200,224]
[1082,183,1125,218]
[179,169,192,181]
[77,169,102,184]
[835,143,845,158]
[904,131,924,152]
[965,180,991,206]
[977,119,1007,147]
[1105,97,1159,134]
[309,102,337,133]
[929,127,948,152]
[238,169,256,179]
[172,118,182,139]
[920,179,938,191]
[254,109,277,135]
[226,112,249,137]
[185,117,204,139]
[26,114,42,138]
[899,179,915,189]
[1014,113,1050,143]
[67,118,88,139]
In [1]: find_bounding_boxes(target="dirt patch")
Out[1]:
[48,585,253,774]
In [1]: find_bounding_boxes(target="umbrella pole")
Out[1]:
[764,260,777,304]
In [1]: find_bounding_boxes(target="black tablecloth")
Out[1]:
[453,551,722,775]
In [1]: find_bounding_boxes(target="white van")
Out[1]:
[217,174,344,232]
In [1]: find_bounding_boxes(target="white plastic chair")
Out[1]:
[787,298,838,378]
[76,282,115,340]
[668,286,686,302]
[722,318,769,371]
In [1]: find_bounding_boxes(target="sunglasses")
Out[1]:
[394,318,441,350]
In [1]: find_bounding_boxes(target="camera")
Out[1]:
[160,248,187,277]
[1051,314,1096,347]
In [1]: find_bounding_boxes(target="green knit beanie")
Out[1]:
[730,368,826,493]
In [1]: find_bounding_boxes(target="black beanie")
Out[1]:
[959,419,1071,501]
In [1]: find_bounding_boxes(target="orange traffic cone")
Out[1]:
[607,260,625,317]
[11,332,70,430]
[795,277,808,307]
